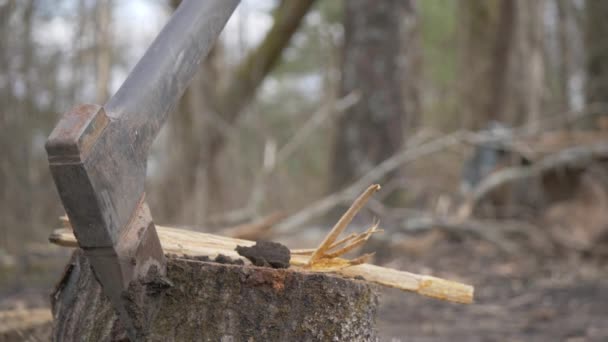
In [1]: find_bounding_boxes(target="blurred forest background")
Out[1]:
[2,0,608,340]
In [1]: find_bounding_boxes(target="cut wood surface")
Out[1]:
[50,225,474,304]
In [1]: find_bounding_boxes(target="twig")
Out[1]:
[329,232,360,250]
[292,232,364,256]
[276,91,360,164]
[323,223,381,258]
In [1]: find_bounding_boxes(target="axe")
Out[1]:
[45,0,239,339]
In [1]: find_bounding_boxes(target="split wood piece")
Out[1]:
[52,250,378,341]
[61,211,287,241]
[50,227,474,304]
[306,184,381,270]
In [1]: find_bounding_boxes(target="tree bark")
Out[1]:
[330,0,412,193]
[585,0,608,119]
[459,0,546,129]
[484,0,515,125]
[458,0,502,129]
[512,0,545,128]
[556,0,574,113]
[51,250,378,341]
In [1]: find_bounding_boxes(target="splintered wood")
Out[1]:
[50,184,474,304]
[302,184,381,271]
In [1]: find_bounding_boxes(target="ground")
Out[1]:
[376,233,608,341]
[1,231,607,341]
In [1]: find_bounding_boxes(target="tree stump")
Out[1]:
[51,250,378,341]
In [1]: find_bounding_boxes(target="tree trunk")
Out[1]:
[458,0,501,129]
[330,0,412,193]
[512,0,545,128]
[51,250,378,341]
[556,0,574,113]
[95,0,113,103]
[459,0,546,129]
[484,0,515,126]
[585,0,608,122]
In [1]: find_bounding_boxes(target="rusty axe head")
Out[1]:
[46,0,239,339]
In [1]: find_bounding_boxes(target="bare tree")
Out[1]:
[458,0,505,129]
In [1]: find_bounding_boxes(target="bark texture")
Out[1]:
[586,0,608,110]
[330,0,412,192]
[458,0,546,129]
[51,250,378,341]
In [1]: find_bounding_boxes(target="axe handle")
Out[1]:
[105,0,239,158]
[46,0,239,249]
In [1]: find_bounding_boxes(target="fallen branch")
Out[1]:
[277,131,466,232]
[398,215,538,254]
[276,104,608,232]
[469,142,608,207]
[220,211,286,240]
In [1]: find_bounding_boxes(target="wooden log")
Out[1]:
[51,250,379,341]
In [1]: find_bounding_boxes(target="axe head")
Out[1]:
[47,104,166,340]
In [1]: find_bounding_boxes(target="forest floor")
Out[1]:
[1,230,607,341]
[376,232,608,342]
